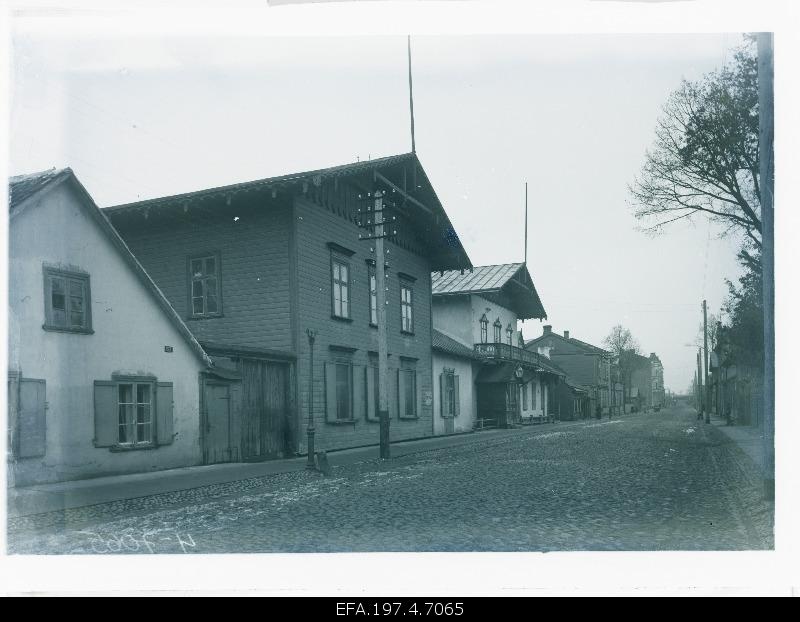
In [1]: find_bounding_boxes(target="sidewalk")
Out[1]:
[7,423,565,519]
[709,414,768,476]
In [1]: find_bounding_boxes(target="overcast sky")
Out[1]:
[8,25,748,392]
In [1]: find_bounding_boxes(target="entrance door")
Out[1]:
[203,381,235,465]
[506,382,519,425]
[240,359,289,460]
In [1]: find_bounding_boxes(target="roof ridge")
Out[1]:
[104,152,416,211]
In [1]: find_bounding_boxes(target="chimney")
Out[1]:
[543,325,552,335]
[564,330,570,340]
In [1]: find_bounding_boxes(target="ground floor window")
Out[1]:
[94,377,173,449]
[118,381,153,446]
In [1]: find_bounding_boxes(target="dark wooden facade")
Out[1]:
[106,153,471,460]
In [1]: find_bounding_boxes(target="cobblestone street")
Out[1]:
[7,405,773,554]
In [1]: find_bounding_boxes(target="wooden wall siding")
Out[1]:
[293,189,435,452]
[240,359,291,460]
[114,202,293,353]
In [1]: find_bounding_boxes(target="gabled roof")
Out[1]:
[8,168,212,367]
[104,152,472,272]
[526,331,610,356]
[431,263,547,320]
[432,329,477,360]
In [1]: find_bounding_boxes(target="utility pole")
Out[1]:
[358,189,395,459]
[374,190,391,458]
[758,32,775,501]
[697,347,703,421]
[703,299,710,424]
[306,329,317,470]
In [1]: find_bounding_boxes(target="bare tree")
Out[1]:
[629,37,761,255]
[604,325,642,411]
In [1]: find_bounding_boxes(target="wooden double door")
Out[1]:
[202,359,291,465]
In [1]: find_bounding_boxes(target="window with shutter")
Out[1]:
[94,377,165,449]
[17,378,46,458]
[156,382,174,445]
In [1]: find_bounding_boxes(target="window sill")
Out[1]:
[325,419,356,425]
[400,330,415,336]
[42,325,94,335]
[331,315,353,323]
[187,314,224,321]
[109,443,157,452]
[399,415,420,421]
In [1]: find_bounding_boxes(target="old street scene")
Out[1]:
[6,32,774,554]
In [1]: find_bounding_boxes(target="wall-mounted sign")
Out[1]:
[164,346,174,353]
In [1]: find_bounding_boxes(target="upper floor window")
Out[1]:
[479,314,489,343]
[493,318,502,343]
[43,267,92,333]
[506,324,514,346]
[400,282,414,333]
[189,254,222,318]
[518,332,525,348]
[331,257,350,319]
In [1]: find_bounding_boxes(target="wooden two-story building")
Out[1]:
[431,263,564,432]
[105,153,471,462]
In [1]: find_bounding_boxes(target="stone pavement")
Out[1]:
[6,407,773,554]
[7,422,562,518]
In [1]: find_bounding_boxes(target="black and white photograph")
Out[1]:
[1,0,798,599]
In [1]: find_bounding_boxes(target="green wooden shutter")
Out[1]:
[366,366,376,420]
[324,362,337,421]
[18,378,46,458]
[397,369,406,419]
[454,375,461,417]
[94,380,117,447]
[388,368,397,419]
[439,373,446,417]
[352,365,365,421]
[156,382,174,445]
[415,372,422,418]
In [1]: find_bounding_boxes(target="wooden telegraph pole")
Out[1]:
[697,347,703,421]
[358,190,395,459]
[703,299,710,424]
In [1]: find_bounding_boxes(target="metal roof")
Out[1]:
[432,330,477,360]
[526,332,611,355]
[105,153,417,213]
[432,263,523,295]
[432,263,547,320]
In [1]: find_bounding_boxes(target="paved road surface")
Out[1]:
[7,405,773,553]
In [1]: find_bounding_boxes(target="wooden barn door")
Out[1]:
[240,359,289,460]
[203,381,233,465]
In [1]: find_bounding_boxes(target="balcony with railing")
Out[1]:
[473,342,550,369]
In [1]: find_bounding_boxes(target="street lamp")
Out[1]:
[306,328,317,470]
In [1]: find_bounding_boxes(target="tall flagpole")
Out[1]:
[408,35,416,154]
[524,182,528,266]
